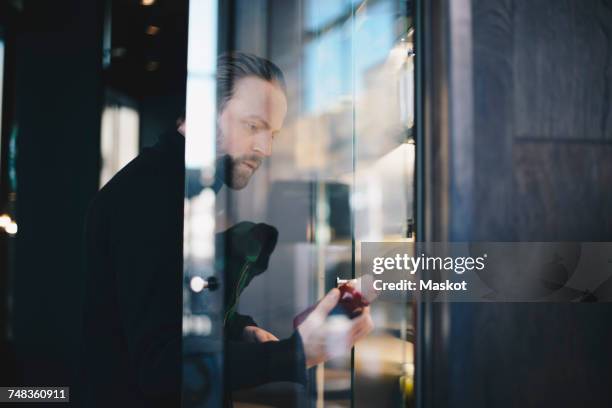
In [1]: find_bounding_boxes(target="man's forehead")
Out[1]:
[229,76,287,129]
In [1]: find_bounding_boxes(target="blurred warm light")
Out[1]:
[355,333,413,379]
[400,374,414,398]
[145,25,160,35]
[190,276,205,293]
[402,362,414,377]
[0,214,10,228]
[0,214,17,235]
[5,221,18,235]
[141,0,155,6]
[399,362,415,398]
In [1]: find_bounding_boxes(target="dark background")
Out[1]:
[0,0,188,390]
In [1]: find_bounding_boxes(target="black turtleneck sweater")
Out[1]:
[78,131,306,407]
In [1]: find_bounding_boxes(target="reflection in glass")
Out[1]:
[182,0,222,406]
[206,0,415,406]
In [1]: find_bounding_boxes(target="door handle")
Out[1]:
[189,276,219,292]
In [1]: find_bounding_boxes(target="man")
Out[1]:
[79,52,373,407]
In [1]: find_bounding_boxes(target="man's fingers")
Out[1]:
[247,327,280,343]
[311,288,340,320]
[256,330,279,342]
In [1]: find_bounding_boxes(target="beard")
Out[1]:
[225,154,263,190]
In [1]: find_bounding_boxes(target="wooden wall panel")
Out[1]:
[436,1,612,407]
[513,142,612,241]
[471,0,516,241]
[513,0,612,141]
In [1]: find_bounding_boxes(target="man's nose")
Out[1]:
[252,132,273,157]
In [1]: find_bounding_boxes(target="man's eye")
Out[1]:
[247,123,258,131]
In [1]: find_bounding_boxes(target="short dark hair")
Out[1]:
[216,51,286,112]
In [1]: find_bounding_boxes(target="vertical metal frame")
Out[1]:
[414,0,475,407]
[414,0,450,407]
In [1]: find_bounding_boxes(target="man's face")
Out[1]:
[217,76,288,189]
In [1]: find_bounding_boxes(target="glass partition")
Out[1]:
[183,0,223,406]
[184,0,416,406]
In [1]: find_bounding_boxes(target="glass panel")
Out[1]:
[352,3,415,405]
[182,0,223,406]
[208,0,415,406]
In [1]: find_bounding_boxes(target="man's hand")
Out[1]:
[242,326,279,343]
[297,288,374,368]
